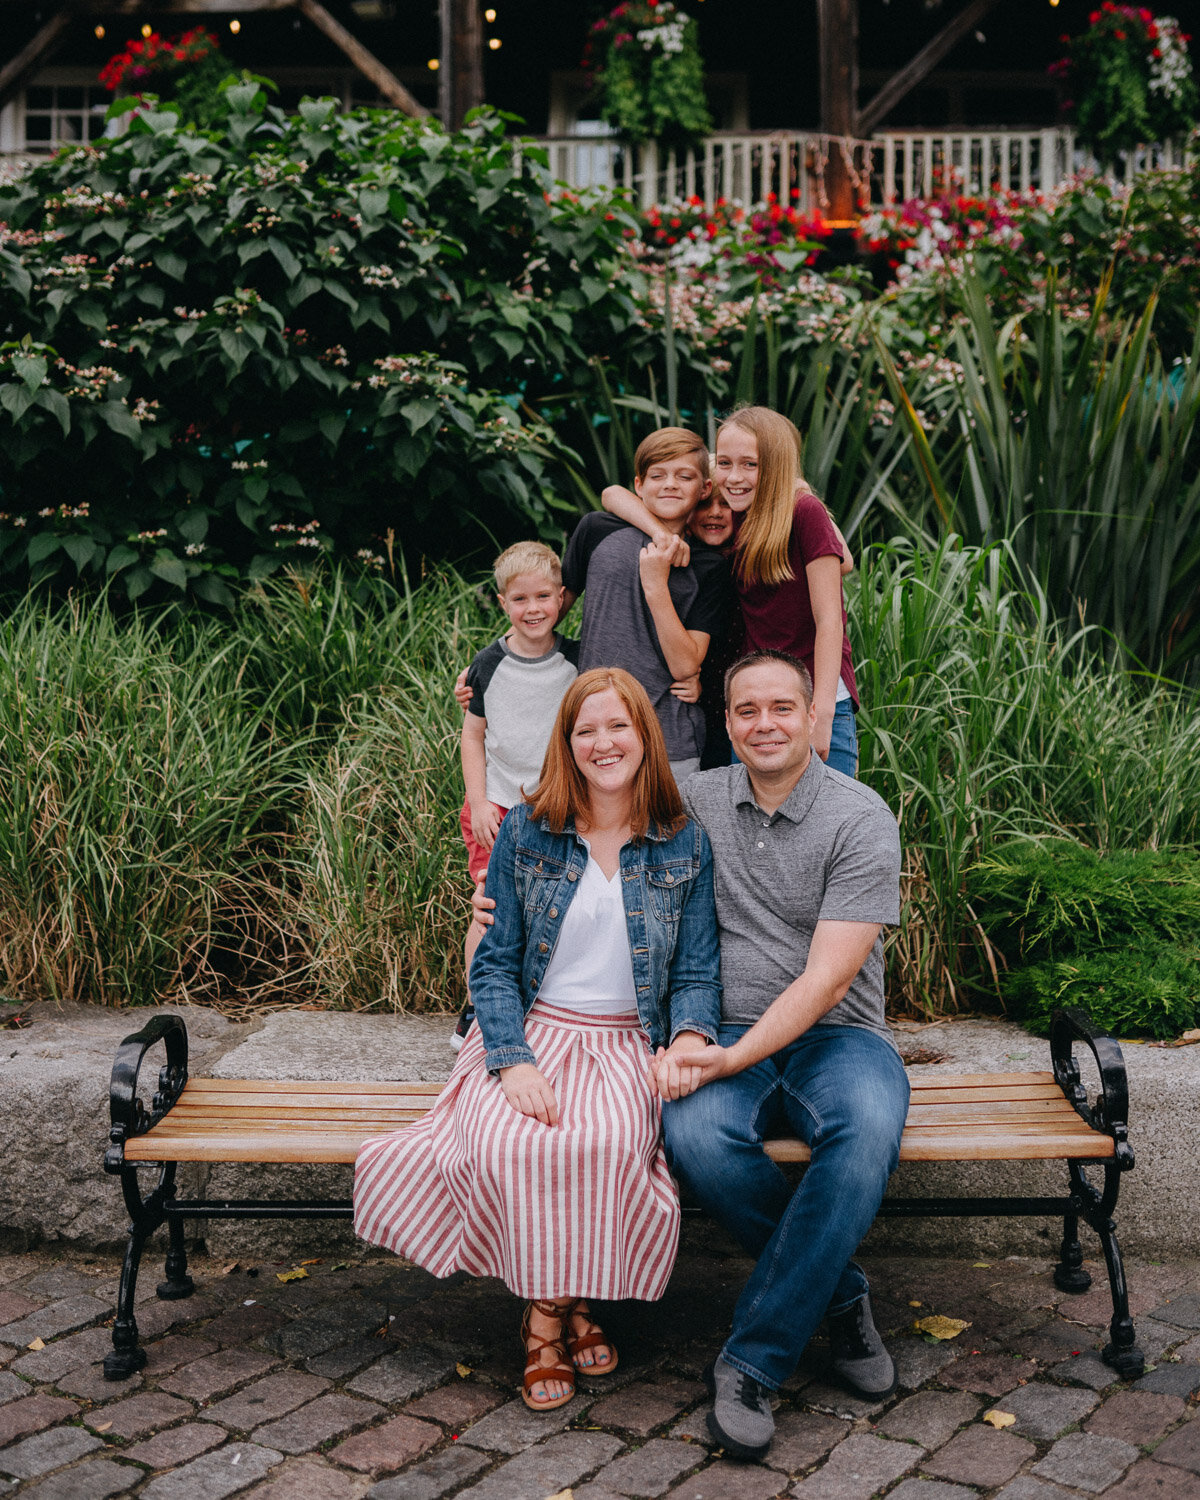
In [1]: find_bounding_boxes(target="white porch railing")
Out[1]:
[529,129,1194,212]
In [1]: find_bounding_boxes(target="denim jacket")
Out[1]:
[469,804,722,1074]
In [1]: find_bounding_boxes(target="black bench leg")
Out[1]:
[1094,1213,1144,1378]
[104,1164,170,1381]
[1054,1212,1093,1294]
[157,1172,195,1301]
[104,1218,152,1381]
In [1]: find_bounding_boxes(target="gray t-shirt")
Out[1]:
[682,755,901,1045]
[562,513,731,761]
[466,634,579,808]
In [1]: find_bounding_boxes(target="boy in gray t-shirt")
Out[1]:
[561,428,731,780]
[456,541,577,1047]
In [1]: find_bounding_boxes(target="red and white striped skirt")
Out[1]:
[353,1001,680,1302]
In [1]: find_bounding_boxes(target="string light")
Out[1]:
[230,18,241,34]
[488,37,501,50]
[94,24,105,39]
[141,23,152,37]
[427,57,440,70]
[485,8,497,20]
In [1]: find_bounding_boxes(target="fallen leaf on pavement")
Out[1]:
[914,1315,971,1340]
[456,1362,473,1377]
[275,1267,308,1283]
[26,1338,44,1351]
[92,1420,113,1432]
[983,1410,1016,1428]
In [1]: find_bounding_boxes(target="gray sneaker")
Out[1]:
[828,1293,897,1400]
[704,1355,774,1461]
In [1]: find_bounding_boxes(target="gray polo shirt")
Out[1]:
[681,756,900,1045]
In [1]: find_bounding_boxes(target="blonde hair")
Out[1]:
[493,540,562,595]
[634,426,710,481]
[718,406,806,589]
[527,668,685,842]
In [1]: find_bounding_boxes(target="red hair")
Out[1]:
[527,667,685,840]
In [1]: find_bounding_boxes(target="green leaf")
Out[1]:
[106,544,140,574]
[155,250,187,281]
[0,383,36,422]
[244,475,269,505]
[359,187,389,219]
[149,551,188,590]
[319,412,347,447]
[399,397,440,433]
[323,280,359,312]
[61,535,98,570]
[35,388,70,435]
[268,237,301,280]
[191,571,234,607]
[98,401,143,441]
[124,565,155,601]
[175,509,208,544]
[27,532,62,565]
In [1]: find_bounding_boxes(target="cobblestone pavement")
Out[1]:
[2,1222,1199,1499]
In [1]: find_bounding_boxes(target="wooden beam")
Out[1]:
[858,0,1005,136]
[816,0,858,219]
[0,6,76,114]
[438,0,483,131]
[82,1,298,11]
[296,0,428,116]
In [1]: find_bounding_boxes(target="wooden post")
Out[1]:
[857,0,1004,136]
[438,0,483,131]
[297,0,427,116]
[816,0,858,222]
[0,5,76,114]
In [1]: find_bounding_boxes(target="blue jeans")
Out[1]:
[827,699,858,778]
[662,1022,909,1390]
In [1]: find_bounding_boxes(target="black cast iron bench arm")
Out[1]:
[104,1013,189,1180]
[1050,1006,1134,1170]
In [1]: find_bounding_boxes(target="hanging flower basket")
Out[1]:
[583,1,713,149]
[1049,5,1197,165]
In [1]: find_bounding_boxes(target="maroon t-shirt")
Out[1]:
[733,491,858,707]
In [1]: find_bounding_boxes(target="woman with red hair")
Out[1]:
[355,668,721,1410]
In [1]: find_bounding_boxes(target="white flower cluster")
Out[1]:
[136,528,168,542]
[637,14,689,54]
[360,265,402,288]
[185,542,207,556]
[231,459,269,471]
[356,548,385,570]
[269,520,322,549]
[131,397,160,423]
[1149,17,1195,105]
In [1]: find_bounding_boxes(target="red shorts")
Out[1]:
[460,798,509,884]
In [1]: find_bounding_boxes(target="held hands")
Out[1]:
[499,1063,559,1125]
[453,668,471,712]
[647,1030,716,1101]
[652,1039,733,1093]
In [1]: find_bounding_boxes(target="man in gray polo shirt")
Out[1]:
[659,650,907,1463]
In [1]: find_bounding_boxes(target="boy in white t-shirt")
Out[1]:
[455,541,578,1046]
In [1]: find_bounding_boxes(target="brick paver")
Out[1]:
[4,1240,1200,1500]
[124,1422,229,1469]
[251,1392,384,1452]
[0,1392,78,1447]
[327,1412,441,1472]
[198,1370,329,1430]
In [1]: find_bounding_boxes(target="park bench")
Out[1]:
[101,1006,1145,1383]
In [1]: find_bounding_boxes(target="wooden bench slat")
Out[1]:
[180,1079,445,1097]
[121,1069,1114,1168]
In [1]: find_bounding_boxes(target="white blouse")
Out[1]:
[537,851,638,1016]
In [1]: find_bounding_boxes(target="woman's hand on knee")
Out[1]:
[499,1063,559,1125]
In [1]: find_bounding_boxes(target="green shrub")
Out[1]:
[967,841,1200,1037]
[0,100,637,602]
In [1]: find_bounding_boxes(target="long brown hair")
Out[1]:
[719,406,806,588]
[527,667,685,841]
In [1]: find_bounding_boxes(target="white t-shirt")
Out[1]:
[537,852,638,1016]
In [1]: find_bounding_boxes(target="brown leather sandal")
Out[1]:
[520,1299,576,1411]
[566,1298,619,1377]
